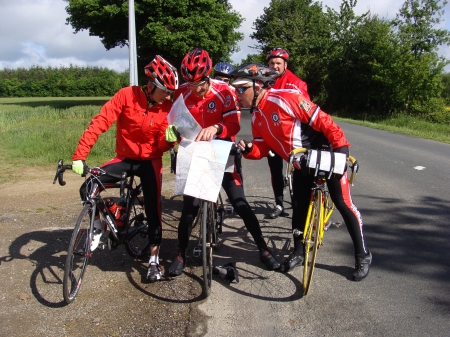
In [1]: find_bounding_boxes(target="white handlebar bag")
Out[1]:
[301,149,347,180]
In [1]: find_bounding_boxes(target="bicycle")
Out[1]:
[285,148,359,295]
[53,159,150,304]
[171,146,236,298]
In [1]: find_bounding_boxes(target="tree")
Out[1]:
[64,0,243,80]
[391,0,450,119]
[250,0,331,102]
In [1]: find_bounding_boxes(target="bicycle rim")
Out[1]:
[202,201,214,298]
[63,204,92,304]
[124,195,150,259]
[303,190,322,296]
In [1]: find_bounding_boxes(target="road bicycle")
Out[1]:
[171,146,236,298]
[53,159,150,304]
[285,148,359,295]
[190,194,229,298]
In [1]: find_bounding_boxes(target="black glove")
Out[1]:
[333,146,349,158]
[213,262,239,284]
[241,140,253,155]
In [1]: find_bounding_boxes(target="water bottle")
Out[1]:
[105,198,125,227]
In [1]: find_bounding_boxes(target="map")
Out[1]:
[175,139,233,202]
[167,94,202,141]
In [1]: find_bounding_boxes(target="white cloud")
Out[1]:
[0,0,449,72]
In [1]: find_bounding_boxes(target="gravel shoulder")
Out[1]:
[0,167,210,337]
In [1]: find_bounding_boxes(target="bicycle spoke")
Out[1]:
[303,190,322,296]
[63,205,92,304]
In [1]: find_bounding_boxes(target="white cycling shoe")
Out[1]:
[90,219,106,251]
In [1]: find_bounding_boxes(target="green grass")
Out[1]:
[0,97,173,183]
[334,114,450,144]
[1,97,448,177]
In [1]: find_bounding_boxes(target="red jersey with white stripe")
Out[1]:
[174,79,240,140]
[245,88,349,162]
[272,69,310,100]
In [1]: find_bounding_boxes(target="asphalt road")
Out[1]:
[1,113,449,337]
[196,113,450,336]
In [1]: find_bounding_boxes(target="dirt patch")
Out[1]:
[0,167,209,337]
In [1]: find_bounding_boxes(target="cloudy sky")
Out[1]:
[1,0,450,72]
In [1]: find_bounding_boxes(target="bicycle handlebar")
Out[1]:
[287,148,359,184]
[53,159,128,192]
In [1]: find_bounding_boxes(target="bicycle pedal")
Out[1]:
[224,206,234,214]
[193,247,201,257]
[333,221,342,228]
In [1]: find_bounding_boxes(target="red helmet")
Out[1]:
[266,47,289,62]
[180,48,212,82]
[144,55,179,92]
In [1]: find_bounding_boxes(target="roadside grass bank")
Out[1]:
[1,97,448,183]
[334,115,450,144]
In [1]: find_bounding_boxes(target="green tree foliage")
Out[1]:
[251,0,331,102]
[0,66,129,97]
[249,0,450,122]
[391,0,450,121]
[64,0,244,77]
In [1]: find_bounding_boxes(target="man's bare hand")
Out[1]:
[195,125,218,141]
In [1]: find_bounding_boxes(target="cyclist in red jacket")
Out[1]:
[71,55,179,283]
[233,63,372,281]
[265,48,310,219]
[168,48,280,276]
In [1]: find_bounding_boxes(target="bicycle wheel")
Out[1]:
[201,201,214,298]
[63,204,93,304]
[124,195,150,259]
[302,190,322,296]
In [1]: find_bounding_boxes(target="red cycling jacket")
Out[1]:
[72,86,174,161]
[244,88,349,162]
[174,79,240,140]
[272,69,310,100]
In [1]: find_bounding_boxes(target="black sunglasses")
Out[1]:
[236,86,252,94]
[215,76,230,83]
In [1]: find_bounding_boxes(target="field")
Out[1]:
[0,96,449,182]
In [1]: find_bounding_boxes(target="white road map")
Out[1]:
[167,95,233,202]
[167,94,202,141]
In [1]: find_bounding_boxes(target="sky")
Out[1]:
[1,0,450,73]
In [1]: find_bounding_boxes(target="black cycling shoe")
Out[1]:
[353,251,372,281]
[260,250,281,270]
[280,251,304,272]
[268,205,286,219]
[169,254,185,276]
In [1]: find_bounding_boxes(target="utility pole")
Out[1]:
[128,0,138,86]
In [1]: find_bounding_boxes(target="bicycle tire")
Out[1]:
[302,190,322,296]
[63,204,93,304]
[201,201,214,298]
[124,195,150,259]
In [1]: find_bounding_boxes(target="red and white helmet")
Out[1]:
[266,47,289,62]
[144,55,179,92]
[180,48,212,82]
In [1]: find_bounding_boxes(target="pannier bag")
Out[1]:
[300,149,347,179]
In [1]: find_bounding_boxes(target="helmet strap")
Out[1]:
[144,81,157,105]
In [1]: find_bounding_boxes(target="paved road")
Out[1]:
[197,113,450,336]
[1,113,449,337]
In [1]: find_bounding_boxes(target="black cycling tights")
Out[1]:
[79,158,162,246]
[267,151,285,207]
[177,172,265,254]
[291,169,368,256]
